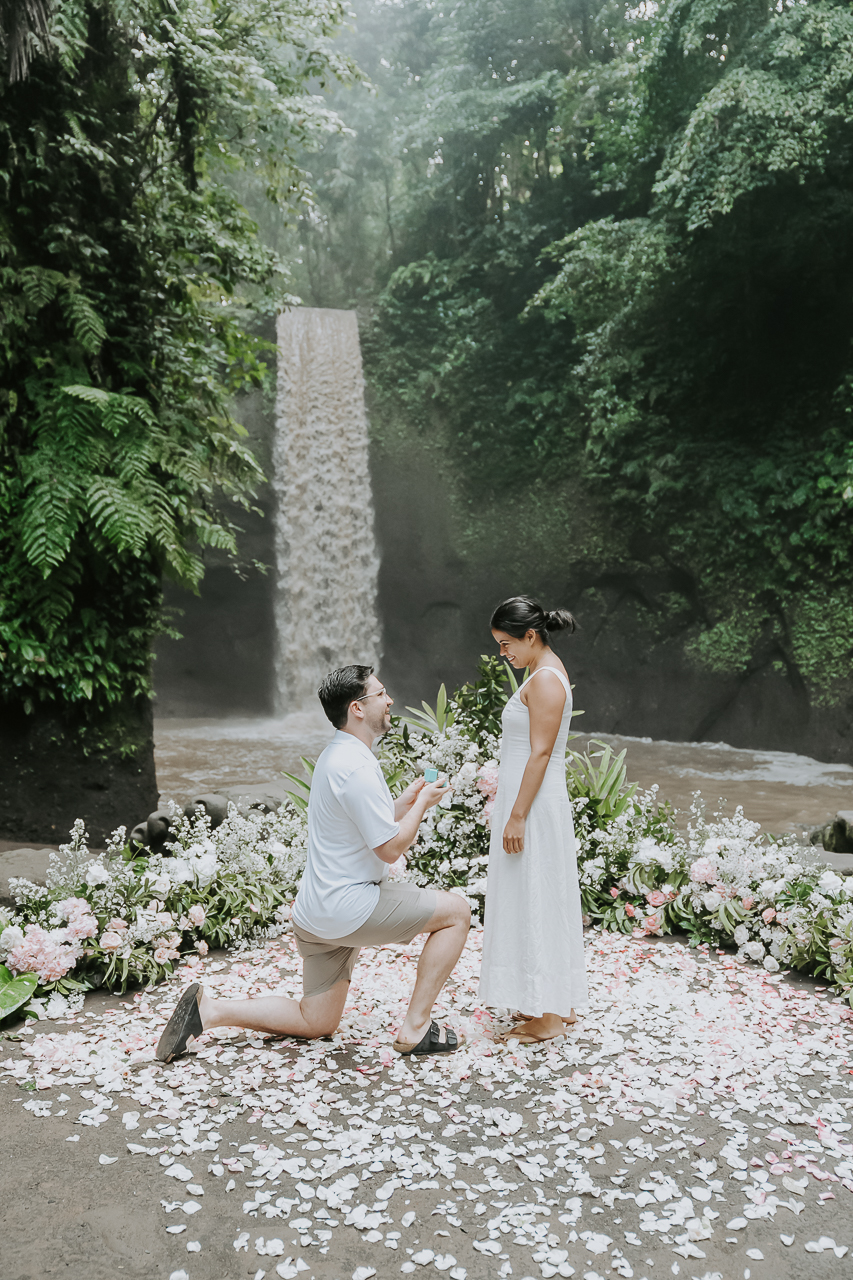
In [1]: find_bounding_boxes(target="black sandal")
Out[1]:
[393,1020,465,1056]
[155,983,204,1062]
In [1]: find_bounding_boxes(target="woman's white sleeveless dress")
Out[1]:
[479,667,588,1018]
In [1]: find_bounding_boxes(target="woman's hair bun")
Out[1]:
[545,608,576,634]
[490,595,577,641]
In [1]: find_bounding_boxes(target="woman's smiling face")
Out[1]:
[492,627,537,667]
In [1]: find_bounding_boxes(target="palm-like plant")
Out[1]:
[0,0,52,83]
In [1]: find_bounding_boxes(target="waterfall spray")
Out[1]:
[273,308,382,711]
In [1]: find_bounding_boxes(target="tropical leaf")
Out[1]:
[402,683,456,734]
[0,968,38,1021]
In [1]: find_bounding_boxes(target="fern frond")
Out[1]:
[61,384,112,407]
[19,266,64,309]
[28,573,77,634]
[21,477,82,575]
[60,291,107,355]
[195,521,238,552]
[86,478,152,557]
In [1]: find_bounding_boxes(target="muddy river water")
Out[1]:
[154,714,853,836]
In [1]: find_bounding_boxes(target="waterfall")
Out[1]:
[272,308,382,711]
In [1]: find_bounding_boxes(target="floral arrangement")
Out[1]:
[2,654,852,1020]
[582,799,853,986]
[0,801,308,1019]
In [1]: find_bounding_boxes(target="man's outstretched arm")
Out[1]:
[374,779,451,864]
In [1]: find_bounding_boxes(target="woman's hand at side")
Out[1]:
[503,813,525,854]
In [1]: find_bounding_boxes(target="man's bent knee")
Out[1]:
[306,1018,340,1039]
[431,891,471,929]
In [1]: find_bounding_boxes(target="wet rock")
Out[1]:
[129,822,149,852]
[183,793,229,828]
[145,809,173,849]
[811,813,853,854]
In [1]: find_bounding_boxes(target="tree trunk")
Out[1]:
[0,698,158,846]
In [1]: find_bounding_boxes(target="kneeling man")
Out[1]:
[157,665,469,1061]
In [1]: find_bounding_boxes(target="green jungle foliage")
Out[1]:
[286,0,853,704]
[0,0,350,725]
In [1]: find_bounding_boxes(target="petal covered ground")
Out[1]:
[2,929,853,1280]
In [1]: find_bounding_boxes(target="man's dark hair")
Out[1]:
[318,665,374,729]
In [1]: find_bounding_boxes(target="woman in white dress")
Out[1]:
[479,596,588,1043]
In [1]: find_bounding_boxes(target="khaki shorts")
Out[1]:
[293,881,438,998]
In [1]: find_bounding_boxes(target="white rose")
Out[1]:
[193,853,218,884]
[734,925,749,946]
[0,924,25,956]
[702,891,723,911]
[144,872,171,897]
[85,864,109,887]
[167,858,193,884]
[763,955,780,972]
[744,940,765,961]
[818,870,845,896]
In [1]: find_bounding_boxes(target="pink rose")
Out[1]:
[689,857,718,884]
[610,887,620,898]
[625,904,635,918]
[197,940,209,956]
[106,918,128,933]
[762,907,776,923]
[742,896,755,910]
[646,890,666,907]
[99,931,123,952]
[153,947,171,964]
[642,913,663,935]
[476,762,500,801]
[188,904,206,927]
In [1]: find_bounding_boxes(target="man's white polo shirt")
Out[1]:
[291,730,400,940]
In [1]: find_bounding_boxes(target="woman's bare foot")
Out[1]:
[495,1011,570,1043]
[514,1009,576,1027]
[513,1013,566,1040]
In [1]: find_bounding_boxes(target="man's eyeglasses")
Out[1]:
[355,687,389,703]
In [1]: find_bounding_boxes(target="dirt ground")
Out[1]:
[3,936,853,1280]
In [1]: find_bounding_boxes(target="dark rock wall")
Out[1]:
[0,699,158,845]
